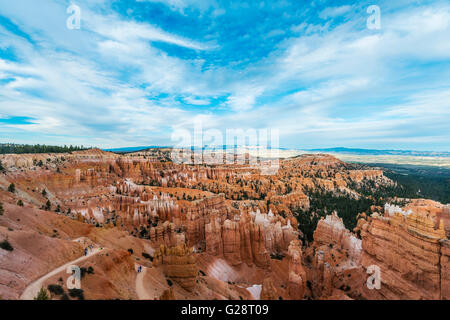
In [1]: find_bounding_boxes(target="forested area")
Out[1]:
[0,143,89,154]
[294,190,378,243]
[295,164,450,243]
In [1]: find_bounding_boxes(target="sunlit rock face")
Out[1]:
[203,208,297,268]
[260,278,279,300]
[305,201,449,300]
[304,212,362,299]
[287,240,307,299]
[153,244,198,291]
[359,200,448,300]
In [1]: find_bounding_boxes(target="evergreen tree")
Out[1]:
[8,183,15,193]
[34,288,50,300]
[45,200,51,211]
[0,202,3,216]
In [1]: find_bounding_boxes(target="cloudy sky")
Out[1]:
[0,0,449,150]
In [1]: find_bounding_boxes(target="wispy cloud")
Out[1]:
[0,0,449,150]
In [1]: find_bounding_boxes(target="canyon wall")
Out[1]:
[306,201,449,300]
[359,200,449,300]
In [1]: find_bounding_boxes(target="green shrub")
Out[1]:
[142,252,153,261]
[0,202,3,216]
[270,252,285,260]
[80,267,87,279]
[47,284,64,295]
[0,239,13,251]
[45,200,51,211]
[68,288,84,300]
[17,200,24,207]
[34,287,50,300]
[8,183,15,193]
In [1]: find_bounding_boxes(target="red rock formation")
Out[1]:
[205,215,223,256]
[305,212,362,299]
[441,239,450,300]
[153,244,198,291]
[287,240,307,299]
[359,202,448,300]
[260,278,278,300]
[305,201,449,300]
[222,219,242,266]
[159,288,176,300]
[313,213,362,261]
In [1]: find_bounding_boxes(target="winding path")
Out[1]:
[20,236,151,300]
[135,264,151,300]
[20,247,103,300]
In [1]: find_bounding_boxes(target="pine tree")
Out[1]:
[8,183,15,193]
[17,200,24,207]
[34,287,50,300]
[45,200,51,211]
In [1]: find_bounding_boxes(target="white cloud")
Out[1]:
[226,86,264,111]
[319,5,353,19]
[183,96,210,105]
[92,17,210,50]
[136,0,217,14]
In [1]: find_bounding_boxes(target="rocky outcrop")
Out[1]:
[306,201,450,300]
[441,239,450,300]
[348,170,384,183]
[204,215,223,256]
[313,213,362,262]
[306,212,362,299]
[159,288,176,300]
[359,201,448,300]
[204,209,296,268]
[222,219,242,266]
[260,278,278,300]
[153,244,198,291]
[287,240,307,299]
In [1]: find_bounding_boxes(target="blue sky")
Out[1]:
[0,0,449,150]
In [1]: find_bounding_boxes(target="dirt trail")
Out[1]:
[20,247,103,300]
[135,264,152,300]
